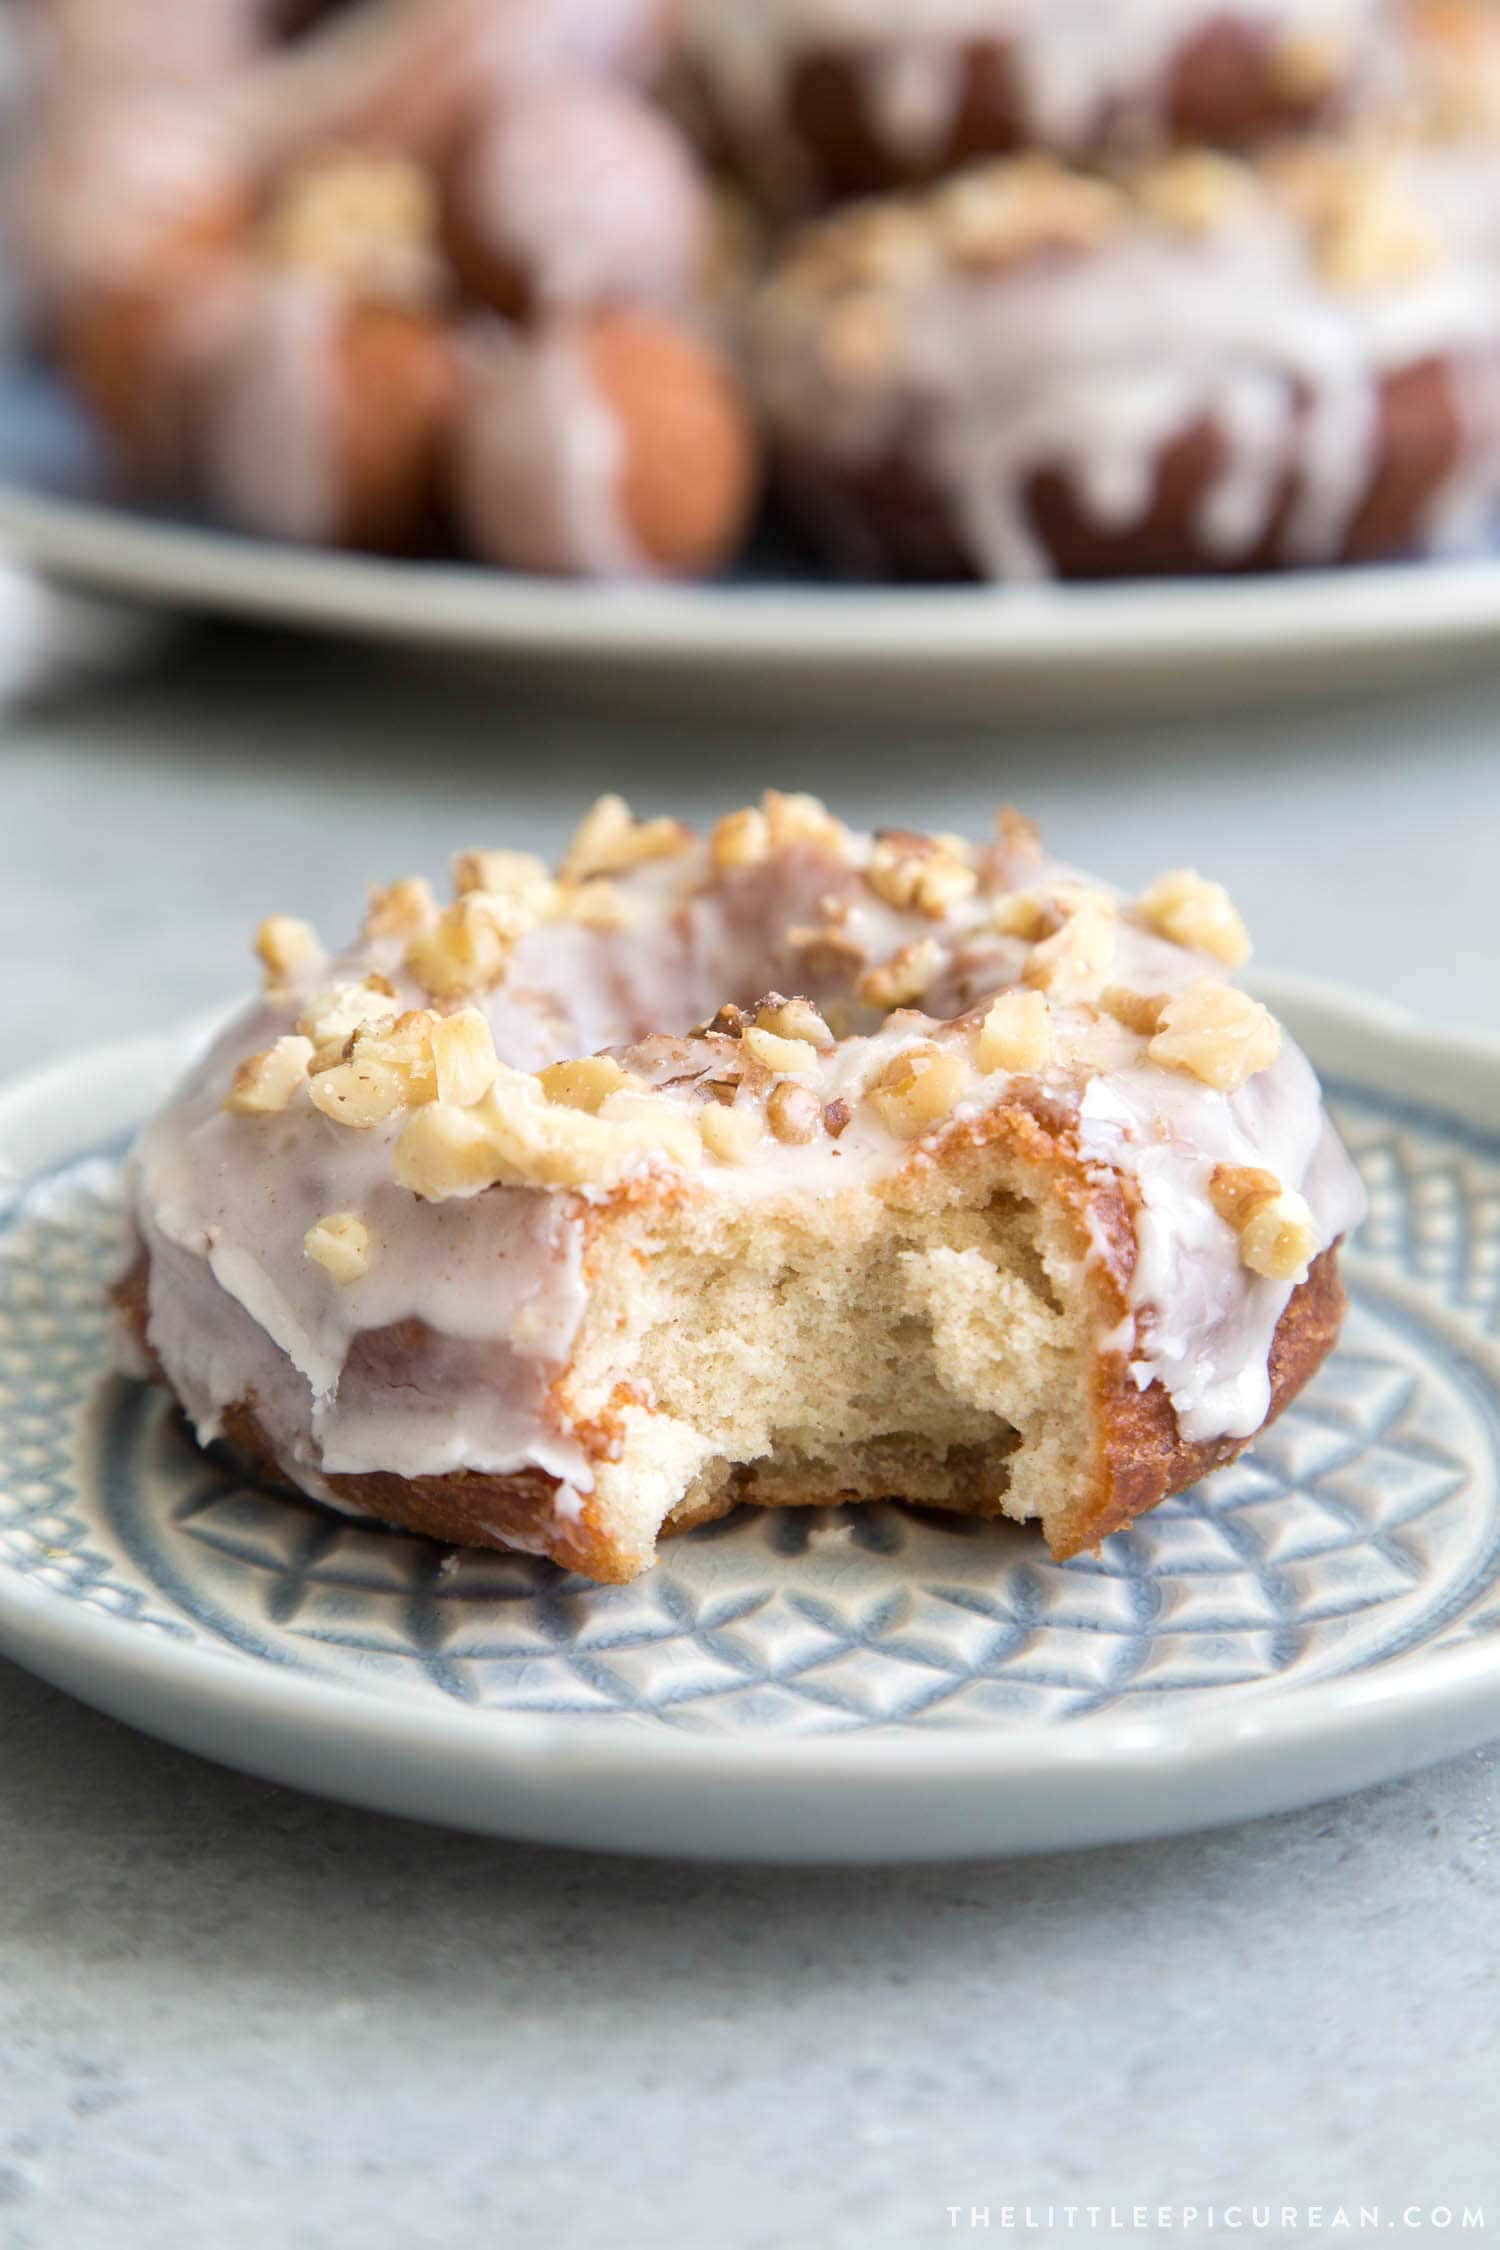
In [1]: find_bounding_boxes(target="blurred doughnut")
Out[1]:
[441,79,710,316]
[452,309,758,575]
[746,146,1500,579]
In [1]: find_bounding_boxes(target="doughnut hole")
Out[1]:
[200,278,459,550]
[453,311,758,578]
[441,80,711,318]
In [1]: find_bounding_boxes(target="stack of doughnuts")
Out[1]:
[20,0,1500,582]
[21,0,758,574]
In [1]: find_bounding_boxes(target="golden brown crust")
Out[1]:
[586,310,760,577]
[333,303,460,552]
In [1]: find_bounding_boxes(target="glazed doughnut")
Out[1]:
[116,794,1365,1587]
[441,80,711,318]
[746,147,1500,581]
[197,273,458,550]
[452,310,758,576]
[680,0,1403,204]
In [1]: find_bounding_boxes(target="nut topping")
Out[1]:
[254,915,321,990]
[767,1081,822,1145]
[224,1036,314,1117]
[870,1045,967,1139]
[743,1025,820,1075]
[1148,979,1281,1092]
[430,1009,499,1108]
[536,1056,634,1113]
[562,795,692,884]
[976,990,1052,1075]
[1137,869,1251,967]
[699,1103,765,1165]
[303,1212,374,1285]
[1210,1164,1320,1282]
[363,877,437,941]
[859,938,940,1013]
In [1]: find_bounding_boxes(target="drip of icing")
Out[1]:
[201,273,342,544]
[753,161,1500,576]
[685,0,1391,188]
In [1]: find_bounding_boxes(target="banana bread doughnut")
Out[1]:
[452,309,758,576]
[116,794,1365,1586]
[680,0,1402,206]
[746,145,1500,581]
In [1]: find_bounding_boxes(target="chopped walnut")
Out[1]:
[1137,868,1251,967]
[396,1066,705,1198]
[223,1036,314,1117]
[762,790,848,858]
[350,1010,439,1106]
[303,1212,374,1285]
[866,832,978,918]
[264,154,440,302]
[1100,986,1170,1037]
[992,891,1052,941]
[699,1102,765,1165]
[996,805,1042,863]
[363,877,437,941]
[298,977,400,1059]
[823,1098,852,1139]
[536,1056,633,1113]
[767,1081,822,1145]
[452,849,556,917]
[597,1091,705,1173]
[405,894,531,1000]
[393,1100,510,1200]
[555,878,639,932]
[254,915,321,989]
[976,990,1052,1075]
[431,1009,499,1108]
[1137,151,1254,236]
[743,1025,820,1075]
[819,292,902,386]
[1210,1163,1320,1282]
[870,1045,968,1139]
[1271,149,1441,292]
[561,795,692,884]
[859,938,941,1013]
[1148,979,1282,1092]
[1024,894,1117,1003]
[755,996,834,1049]
[308,1053,409,1129]
[931,157,1125,273]
[710,806,770,872]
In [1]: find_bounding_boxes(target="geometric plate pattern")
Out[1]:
[1,1080,1498,1736]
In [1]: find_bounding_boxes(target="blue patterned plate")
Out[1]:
[1,981,1498,1860]
[5,355,1500,721]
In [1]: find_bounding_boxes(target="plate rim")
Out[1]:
[8,479,1500,673]
[2,976,1499,1854]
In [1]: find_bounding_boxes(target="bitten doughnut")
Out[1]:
[680,0,1401,204]
[452,310,758,576]
[441,80,711,318]
[746,146,1500,581]
[117,794,1365,1587]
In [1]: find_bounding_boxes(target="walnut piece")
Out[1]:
[1137,868,1251,966]
[264,154,440,302]
[1137,151,1254,236]
[308,1052,409,1129]
[866,832,978,918]
[1210,1163,1320,1282]
[1100,986,1170,1037]
[536,1056,633,1113]
[431,1009,499,1108]
[870,1046,967,1139]
[396,1068,703,1199]
[932,157,1125,273]
[405,894,531,1000]
[1148,979,1281,1092]
[755,996,834,1049]
[1023,894,1116,1002]
[767,1081,822,1145]
[743,1025,820,1075]
[452,849,556,917]
[859,938,940,1013]
[303,1212,374,1285]
[254,915,321,989]
[762,790,848,858]
[363,877,437,941]
[710,806,770,872]
[223,1036,314,1117]
[976,990,1052,1074]
[699,1103,765,1165]
[298,977,400,1060]
[561,795,692,884]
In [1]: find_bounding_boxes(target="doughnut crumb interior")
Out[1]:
[116,796,1366,1585]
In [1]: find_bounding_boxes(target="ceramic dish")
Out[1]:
[8,358,1500,722]
[0,977,1497,1862]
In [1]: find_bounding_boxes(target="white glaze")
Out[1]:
[457,81,707,312]
[199,273,342,546]
[453,322,647,577]
[684,0,1393,194]
[129,830,1366,1519]
[750,152,1500,579]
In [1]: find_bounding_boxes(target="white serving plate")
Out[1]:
[7,358,1500,720]
[0,978,1498,1862]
